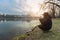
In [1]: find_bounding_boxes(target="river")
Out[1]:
[0,19,40,40]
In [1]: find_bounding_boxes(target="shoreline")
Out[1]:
[12,19,60,40]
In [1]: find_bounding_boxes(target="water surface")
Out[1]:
[0,19,40,40]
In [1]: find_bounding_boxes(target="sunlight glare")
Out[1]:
[21,0,47,17]
[39,0,45,4]
[32,5,39,13]
[36,9,49,17]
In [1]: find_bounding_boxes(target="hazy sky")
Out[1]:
[0,0,36,15]
[0,0,26,15]
[0,0,60,15]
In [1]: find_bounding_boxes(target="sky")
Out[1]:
[0,0,60,15]
[0,0,47,15]
[0,0,26,15]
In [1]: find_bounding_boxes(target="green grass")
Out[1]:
[12,34,28,40]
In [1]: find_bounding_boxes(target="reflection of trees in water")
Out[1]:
[0,18,39,22]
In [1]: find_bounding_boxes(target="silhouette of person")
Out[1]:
[38,12,52,32]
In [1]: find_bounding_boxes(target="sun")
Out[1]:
[31,0,45,13]
[32,5,39,13]
[24,0,46,17]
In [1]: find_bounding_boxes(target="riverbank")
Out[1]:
[13,19,60,40]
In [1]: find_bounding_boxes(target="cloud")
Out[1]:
[0,0,59,15]
[0,0,43,15]
[0,0,25,15]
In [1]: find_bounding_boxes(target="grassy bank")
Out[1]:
[13,18,60,40]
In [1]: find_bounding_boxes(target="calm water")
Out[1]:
[0,19,40,40]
